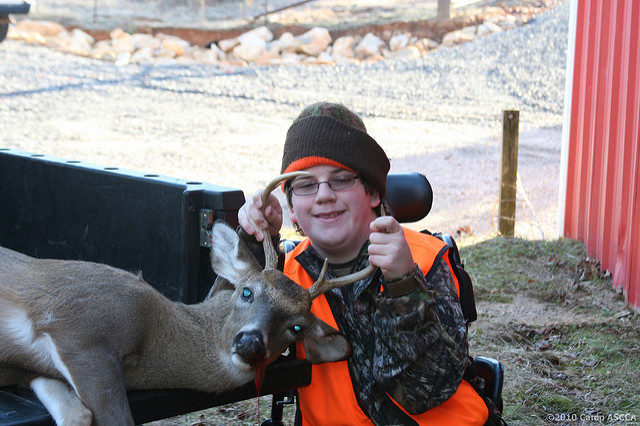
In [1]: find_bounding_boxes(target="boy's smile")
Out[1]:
[289,165,380,263]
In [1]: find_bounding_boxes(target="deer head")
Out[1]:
[208,173,376,369]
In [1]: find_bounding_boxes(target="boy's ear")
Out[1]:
[288,208,298,225]
[369,190,381,209]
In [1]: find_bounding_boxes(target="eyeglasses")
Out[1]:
[290,174,361,196]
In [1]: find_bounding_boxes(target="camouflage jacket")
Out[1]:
[239,229,469,424]
[293,242,470,425]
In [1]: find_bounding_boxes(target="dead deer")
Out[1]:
[0,172,375,426]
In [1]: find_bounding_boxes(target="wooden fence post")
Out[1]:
[438,0,451,21]
[499,110,519,236]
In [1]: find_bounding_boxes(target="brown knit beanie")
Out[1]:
[280,102,390,198]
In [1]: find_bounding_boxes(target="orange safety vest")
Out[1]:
[284,227,489,425]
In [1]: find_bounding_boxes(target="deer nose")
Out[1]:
[233,330,266,365]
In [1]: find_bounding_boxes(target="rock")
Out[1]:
[6,25,18,39]
[418,37,439,51]
[43,34,69,51]
[442,29,476,47]
[297,27,331,56]
[302,55,318,64]
[334,55,359,65]
[265,40,282,55]
[238,26,273,43]
[385,45,420,60]
[158,34,190,56]
[497,15,517,30]
[54,29,95,56]
[16,20,65,36]
[93,40,112,50]
[315,51,335,65]
[278,32,301,53]
[354,33,385,58]
[47,30,87,55]
[253,51,281,66]
[8,13,504,68]
[66,32,93,56]
[232,35,267,62]
[90,40,116,61]
[363,53,384,63]
[389,33,409,51]
[478,20,503,35]
[44,21,67,36]
[280,52,304,65]
[109,28,128,40]
[332,36,355,58]
[131,47,154,64]
[130,33,158,50]
[111,33,134,54]
[191,48,220,64]
[15,29,46,44]
[115,52,131,66]
[209,43,226,61]
[70,28,94,46]
[461,26,478,36]
[218,37,239,53]
[154,46,177,58]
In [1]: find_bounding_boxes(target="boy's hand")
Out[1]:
[368,216,415,280]
[238,190,283,242]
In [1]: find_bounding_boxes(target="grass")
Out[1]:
[461,237,640,424]
[150,237,640,425]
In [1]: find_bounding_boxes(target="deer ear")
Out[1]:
[301,316,351,364]
[210,221,261,285]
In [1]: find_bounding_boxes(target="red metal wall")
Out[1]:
[563,0,640,311]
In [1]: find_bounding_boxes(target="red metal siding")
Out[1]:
[563,0,640,310]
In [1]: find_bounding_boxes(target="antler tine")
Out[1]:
[260,171,311,270]
[308,262,376,299]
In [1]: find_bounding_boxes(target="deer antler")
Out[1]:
[308,261,376,299]
[260,171,310,270]
[307,204,385,299]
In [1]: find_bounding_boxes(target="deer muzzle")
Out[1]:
[232,330,266,367]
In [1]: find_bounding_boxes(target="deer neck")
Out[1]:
[125,294,249,392]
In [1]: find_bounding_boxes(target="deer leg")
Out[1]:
[59,350,134,426]
[30,376,92,426]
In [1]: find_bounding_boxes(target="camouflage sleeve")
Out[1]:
[372,256,469,414]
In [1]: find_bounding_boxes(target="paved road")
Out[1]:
[0,3,569,239]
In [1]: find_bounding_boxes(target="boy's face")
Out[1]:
[288,165,380,263]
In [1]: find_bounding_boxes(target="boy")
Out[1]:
[239,102,489,425]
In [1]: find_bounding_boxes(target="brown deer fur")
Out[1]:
[0,220,350,425]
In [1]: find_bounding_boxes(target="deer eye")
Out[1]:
[240,287,253,302]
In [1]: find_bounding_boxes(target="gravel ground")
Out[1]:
[0,1,569,240]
